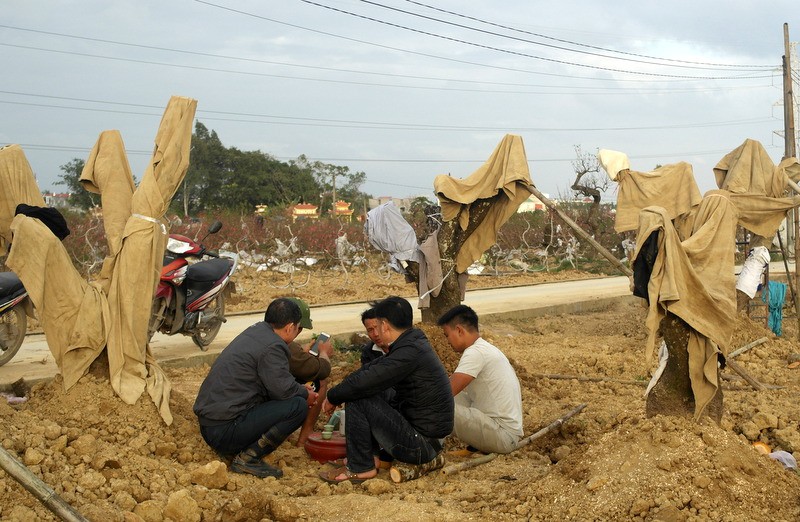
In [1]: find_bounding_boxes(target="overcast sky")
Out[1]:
[2,1,797,203]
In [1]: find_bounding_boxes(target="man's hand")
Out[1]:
[305,384,319,408]
[316,337,334,358]
[303,338,333,358]
[321,397,337,415]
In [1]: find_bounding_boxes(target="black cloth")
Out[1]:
[327,328,454,439]
[14,204,70,240]
[633,230,660,303]
[193,322,308,426]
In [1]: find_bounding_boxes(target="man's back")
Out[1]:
[194,322,303,424]
[456,337,523,437]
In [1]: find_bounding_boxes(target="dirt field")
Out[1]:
[1,268,799,521]
[225,264,606,311]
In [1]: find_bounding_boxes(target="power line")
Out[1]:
[402,0,775,69]
[0,24,667,92]
[1,23,773,95]
[357,0,770,71]
[299,0,774,80]
[0,96,776,132]
[4,42,600,95]
[16,143,779,164]
[192,0,769,84]
[12,42,771,96]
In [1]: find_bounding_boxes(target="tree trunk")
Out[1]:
[418,198,496,323]
[646,313,723,423]
[389,453,446,483]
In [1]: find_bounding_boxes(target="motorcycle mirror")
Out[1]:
[208,221,223,234]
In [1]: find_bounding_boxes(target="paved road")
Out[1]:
[2,259,793,389]
[0,276,634,389]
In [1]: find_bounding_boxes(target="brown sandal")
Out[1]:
[318,466,375,484]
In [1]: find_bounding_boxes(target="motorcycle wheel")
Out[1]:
[148,297,167,342]
[0,304,26,367]
[192,294,225,351]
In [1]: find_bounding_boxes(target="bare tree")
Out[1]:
[570,145,609,237]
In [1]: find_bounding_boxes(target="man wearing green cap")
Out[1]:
[286,297,334,446]
[194,297,321,478]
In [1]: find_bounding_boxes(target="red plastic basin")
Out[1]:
[304,431,347,463]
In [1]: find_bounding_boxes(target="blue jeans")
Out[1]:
[345,395,442,473]
[200,396,307,456]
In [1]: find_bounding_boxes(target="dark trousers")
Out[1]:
[200,396,307,456]
[345,395,441,473]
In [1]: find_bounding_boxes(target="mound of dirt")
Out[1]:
[2,292,800,521]
[531,414,798,521]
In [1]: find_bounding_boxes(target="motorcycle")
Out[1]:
[148,220,238,350]
[0,272,29,366]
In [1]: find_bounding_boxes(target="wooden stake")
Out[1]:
[0,447,88,522]
[441,403,587,476]
[516,403,587,448]
[724,359,765,391]
[440,452,498,475]
[389,452,446,483]
[727,337,769,360]
[523,184,633,277]
[530,373,646,386]
[531,371,779,391]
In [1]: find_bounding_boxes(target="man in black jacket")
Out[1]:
[320,296,454,483]
[194,297,319,478]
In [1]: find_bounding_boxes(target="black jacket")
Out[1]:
[327,328,454,438]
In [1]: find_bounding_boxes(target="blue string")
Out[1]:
[761,281,787,336]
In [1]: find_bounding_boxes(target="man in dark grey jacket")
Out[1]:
[320,296,454,483]
[194,297,319,478]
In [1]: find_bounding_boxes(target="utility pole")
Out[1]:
[331,172,337,216]
[784,23,796,159]
[783,23,799,338]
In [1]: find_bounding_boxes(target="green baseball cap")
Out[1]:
[288,297,313,329]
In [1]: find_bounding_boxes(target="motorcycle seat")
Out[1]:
[0,272,24,298]
[186,258,232,283]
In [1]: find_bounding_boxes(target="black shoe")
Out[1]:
[231,451,283,478]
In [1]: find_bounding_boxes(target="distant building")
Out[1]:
[42,192,71,209]
[254,204,268,215]
[368,196,416,212]
[517,193,548,213]
[332,200,354,221]
[291,203,319,222]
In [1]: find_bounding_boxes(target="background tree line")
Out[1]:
[57,121,371,217]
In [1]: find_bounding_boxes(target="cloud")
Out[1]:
[1,0,794,203]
